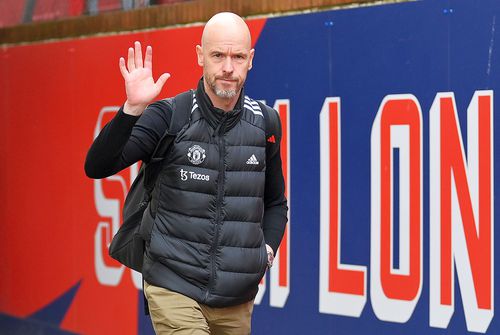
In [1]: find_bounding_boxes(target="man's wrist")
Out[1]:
[123,101,147,116]
[266,244,274,268]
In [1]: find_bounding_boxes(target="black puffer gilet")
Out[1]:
[142,91,268,307]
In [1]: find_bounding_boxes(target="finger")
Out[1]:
[127,47,135,71]
[155,73,171,91]
[144,45,152,70]
[134,41,143,68]
[119,57,129,80]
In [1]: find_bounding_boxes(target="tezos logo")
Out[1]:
[180,169,210,182]
[187,145,206,165]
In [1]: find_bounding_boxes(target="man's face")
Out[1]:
[196,30,254,99]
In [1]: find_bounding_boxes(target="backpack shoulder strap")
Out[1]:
[256,100,281,157]
[169,90,193,134]
[144,90,193,190]
[256,100,280,139]
[150,90,193,161]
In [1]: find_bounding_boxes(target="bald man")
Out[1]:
[85,12,287,334]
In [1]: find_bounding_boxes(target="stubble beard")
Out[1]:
[207,75,242,99]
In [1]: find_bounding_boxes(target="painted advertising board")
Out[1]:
[0,0,498,334]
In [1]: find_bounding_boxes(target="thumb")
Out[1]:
[155,73,171,92]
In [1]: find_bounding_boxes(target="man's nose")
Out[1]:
[222,57,234,73]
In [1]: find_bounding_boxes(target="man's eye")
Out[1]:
[213,53,222,58]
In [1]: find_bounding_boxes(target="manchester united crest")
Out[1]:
[187,145,206,165]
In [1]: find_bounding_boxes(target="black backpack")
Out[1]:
[108,91,280,273]
[108,90,193,272]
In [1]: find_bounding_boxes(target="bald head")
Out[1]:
[196,12,255,110]
[201,12,252,50]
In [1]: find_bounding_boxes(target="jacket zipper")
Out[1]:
[205,114,227,302]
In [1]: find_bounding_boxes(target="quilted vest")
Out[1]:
[142,93,269,307]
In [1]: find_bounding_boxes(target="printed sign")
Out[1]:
[1,0,499,334]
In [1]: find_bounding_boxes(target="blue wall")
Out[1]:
[247,0,499,333]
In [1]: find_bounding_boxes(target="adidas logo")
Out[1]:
[267,135,276,143]
[246,154,259,165]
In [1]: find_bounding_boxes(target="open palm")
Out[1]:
[119,41,170,115]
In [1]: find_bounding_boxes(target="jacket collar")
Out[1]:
[195,78,243,133]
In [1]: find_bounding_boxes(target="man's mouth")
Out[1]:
[217,77,236,83]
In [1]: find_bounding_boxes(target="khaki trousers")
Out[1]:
[143,281,254,335]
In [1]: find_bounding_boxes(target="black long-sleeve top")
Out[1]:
[85,80,288,254]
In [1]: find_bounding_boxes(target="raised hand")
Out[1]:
[119,41,170,116]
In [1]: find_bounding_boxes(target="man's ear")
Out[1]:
[248,48,255,70]
[196,45,204,66]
